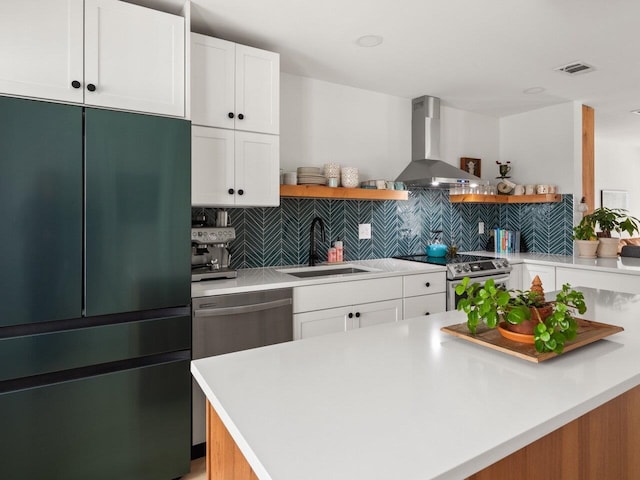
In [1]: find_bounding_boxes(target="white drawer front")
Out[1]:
[293,277,402,313]
[403,294,446,319]
[403,272,446,297]
[556,267,640,295]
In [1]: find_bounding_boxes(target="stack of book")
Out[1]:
[494,228,520,254]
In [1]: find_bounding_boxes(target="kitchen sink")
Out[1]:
[277,265,379,278]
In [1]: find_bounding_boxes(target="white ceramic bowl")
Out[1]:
[341,167,359,188]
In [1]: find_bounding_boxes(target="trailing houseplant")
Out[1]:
[456,276,587,354]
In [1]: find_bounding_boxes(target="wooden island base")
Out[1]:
[206,384,640,480]
[467,384,640,480]
[206,402,258,480]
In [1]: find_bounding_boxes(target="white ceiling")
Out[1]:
[145,0,640,146]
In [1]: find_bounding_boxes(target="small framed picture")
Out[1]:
[460,157,481,177]
[601,189,628,210]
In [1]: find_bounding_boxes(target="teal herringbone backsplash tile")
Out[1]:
[192,193,574,269]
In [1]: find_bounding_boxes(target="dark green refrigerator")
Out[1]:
[0,96,192,480]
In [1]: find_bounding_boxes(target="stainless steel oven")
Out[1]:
[394,254,512,311]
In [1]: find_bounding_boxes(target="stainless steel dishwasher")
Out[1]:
[191,288,293,449]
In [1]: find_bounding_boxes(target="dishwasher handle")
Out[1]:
[194,298,292,318]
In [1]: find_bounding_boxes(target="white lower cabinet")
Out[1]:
[556,267,640,295]
[508,263,523,291]
[522,263,556,291]
[402,272,446,319]
[293,277,403,340]
[403,294,446,319]
[294,299,402,340]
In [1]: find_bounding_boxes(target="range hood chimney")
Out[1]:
[395,96,488,188]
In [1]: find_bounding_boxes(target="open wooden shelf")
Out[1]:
[280,184,409,201]
[449,193,561,204]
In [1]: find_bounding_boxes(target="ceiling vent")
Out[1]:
[554,61,595,75]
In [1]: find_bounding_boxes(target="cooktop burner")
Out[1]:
[394,254,493,266]
[393,254,511,280]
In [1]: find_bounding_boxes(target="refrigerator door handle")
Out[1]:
[194,298,292,317]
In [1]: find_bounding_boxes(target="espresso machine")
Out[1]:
[191,227,237,281]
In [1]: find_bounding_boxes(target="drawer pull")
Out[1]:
[425,312,430,315]
[425,282,431,287]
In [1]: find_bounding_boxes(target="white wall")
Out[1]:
[440,105,499,181]
[499,102,580,195]
[280,73,500,181]
[280,73,410,181]
[595,139,640,221]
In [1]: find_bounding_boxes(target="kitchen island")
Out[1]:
[191,287,640,479]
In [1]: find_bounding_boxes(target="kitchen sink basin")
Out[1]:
[277,265,379,278]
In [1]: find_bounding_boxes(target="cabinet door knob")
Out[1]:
[87,83,96,92]
[238,189,244,196]
[71,80,81,89]
[238,113,244,120]
[355,312,361,318]
[228,112,234,119]
[228,188,235,195]
[425,312,430,315]
[425,282,431,287]
[348,312,353,319]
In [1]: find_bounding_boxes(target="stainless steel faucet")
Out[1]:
[308,216,326,266]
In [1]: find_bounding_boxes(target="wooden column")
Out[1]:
[467,384,640,479]
[582,104,595,213]
[206,401,258,480]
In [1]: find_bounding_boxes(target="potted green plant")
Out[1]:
[572,215,599,258]
[587,207,640,257]
[456,276,587,354]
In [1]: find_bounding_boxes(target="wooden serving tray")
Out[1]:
[441,319,624,363]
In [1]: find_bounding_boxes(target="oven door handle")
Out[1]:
[194,298,292,317]
[451,274,511,286]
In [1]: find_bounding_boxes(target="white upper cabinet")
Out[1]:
[234,131,280,206]
[0,0,84,103]
[0,0,184,117]
[235,44,280,134]
[84,0,185,117]
[191,33,279,134]
[192,127,279,207]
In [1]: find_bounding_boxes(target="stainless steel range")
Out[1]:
[394,254,511,310]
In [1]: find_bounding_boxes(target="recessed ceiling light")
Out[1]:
[356,35,383,47]
[523,87,545,95]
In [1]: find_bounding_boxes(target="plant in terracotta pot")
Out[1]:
[572,215,599,258]
[586,207,640,257]
[456,275,587,354]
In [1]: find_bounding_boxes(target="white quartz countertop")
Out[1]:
[191,258,446,298]
[467,250,640,274]
[191,287,640,480]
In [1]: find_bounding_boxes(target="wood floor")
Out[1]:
[181,457,206,480]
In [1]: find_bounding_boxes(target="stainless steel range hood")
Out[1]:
[395,96,488,188]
